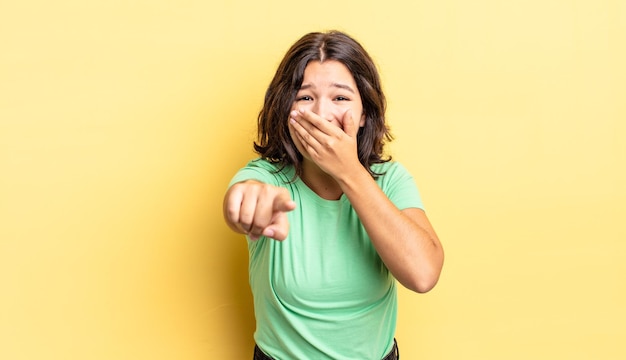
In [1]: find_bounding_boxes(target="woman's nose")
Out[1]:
[312,100,332,121]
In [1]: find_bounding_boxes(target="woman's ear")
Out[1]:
[359,113,366,127]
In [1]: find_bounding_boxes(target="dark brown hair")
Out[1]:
[254,30,392,178]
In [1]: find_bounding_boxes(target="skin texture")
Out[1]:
[223,60,444,293]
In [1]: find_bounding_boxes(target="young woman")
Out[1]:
[223,30,444,360]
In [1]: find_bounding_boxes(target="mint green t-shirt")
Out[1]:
[229,159,424,360]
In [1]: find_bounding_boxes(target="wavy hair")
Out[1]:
[253,30,392,178]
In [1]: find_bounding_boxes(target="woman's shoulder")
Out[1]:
[371,160,423,208]
[245,157,280,170]
[236,158,295,184]
[370,160,411,177]
[370,160,418,189]
[244,158,294,172]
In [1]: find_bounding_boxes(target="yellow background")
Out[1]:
[1,1,624,359]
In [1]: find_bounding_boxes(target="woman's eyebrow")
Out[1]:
[298,83,355,93]
[332,83,355,93]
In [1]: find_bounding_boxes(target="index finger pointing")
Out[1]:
[273,190,296,212]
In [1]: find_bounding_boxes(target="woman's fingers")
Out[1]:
[340,109,359,138]
[263,211,290,241]
[225,181,296,241]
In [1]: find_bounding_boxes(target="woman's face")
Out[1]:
[289,60,365,157]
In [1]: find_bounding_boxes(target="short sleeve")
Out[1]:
[375,162,424,211]
[228,159,283,188]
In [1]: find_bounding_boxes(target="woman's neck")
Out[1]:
[301,160,343,200]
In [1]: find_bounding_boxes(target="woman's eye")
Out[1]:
[335,96,349,101]
[297,96,312,101]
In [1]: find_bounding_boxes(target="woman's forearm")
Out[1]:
[337,167,444,293]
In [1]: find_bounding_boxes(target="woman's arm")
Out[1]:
[337,167,444,293]
[289,108,444,292]
[223,180,296,241]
